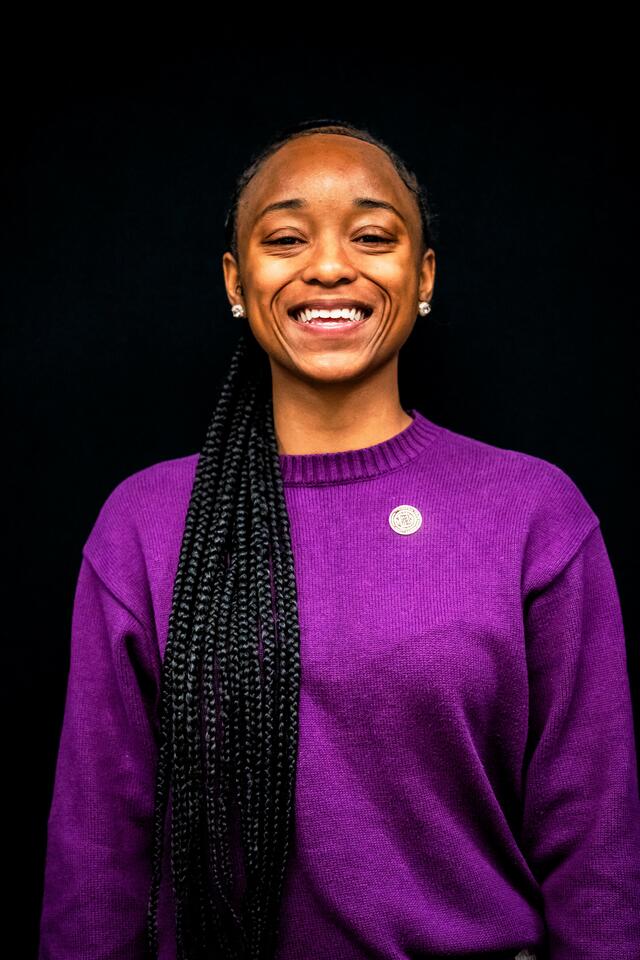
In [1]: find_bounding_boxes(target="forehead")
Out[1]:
[238,133,416,234]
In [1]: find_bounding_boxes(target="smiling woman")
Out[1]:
[38,118,640,960]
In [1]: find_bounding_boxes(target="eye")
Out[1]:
[355,234,394,244]
[264,236,305,246]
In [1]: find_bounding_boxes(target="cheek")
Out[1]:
[247,253,295,295]
[367,249,418,290]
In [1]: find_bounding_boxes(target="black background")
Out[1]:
[3,39,637,953]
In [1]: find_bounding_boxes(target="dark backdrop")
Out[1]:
[2,41,636,953]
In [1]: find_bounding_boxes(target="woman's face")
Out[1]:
[223,133,435,387]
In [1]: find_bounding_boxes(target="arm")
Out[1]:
[521,523,640,959]
[38,553,160,959]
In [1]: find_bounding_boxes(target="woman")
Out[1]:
[39,119,640,960]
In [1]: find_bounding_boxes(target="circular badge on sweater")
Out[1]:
[388,504,423,535]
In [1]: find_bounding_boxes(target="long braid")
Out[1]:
[145,117,438,959]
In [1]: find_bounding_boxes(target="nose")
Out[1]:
[300,230,358,285]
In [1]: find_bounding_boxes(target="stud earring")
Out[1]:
[231,304,246,318]
[418,300,431,316]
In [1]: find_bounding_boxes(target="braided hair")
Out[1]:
[145,117,439,960]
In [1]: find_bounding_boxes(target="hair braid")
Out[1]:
[146,117,435,959]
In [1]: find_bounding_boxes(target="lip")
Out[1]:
[288,314,370,335]
[287,298,374,335]
[287,298,375,320]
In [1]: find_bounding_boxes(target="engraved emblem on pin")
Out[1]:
[389,504,422,535]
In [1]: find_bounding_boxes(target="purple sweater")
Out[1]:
[38,408,640,959]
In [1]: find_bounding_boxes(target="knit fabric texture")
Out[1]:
[38,408,640,959]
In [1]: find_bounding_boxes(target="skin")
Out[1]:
[222,132,436,455]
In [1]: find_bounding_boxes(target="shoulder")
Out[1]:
[421,413,600,589]
[82,452,201,621]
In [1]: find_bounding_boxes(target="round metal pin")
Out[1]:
[388,504,423,535]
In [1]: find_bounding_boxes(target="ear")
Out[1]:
[222,251,245,314]
[418,247,436,302]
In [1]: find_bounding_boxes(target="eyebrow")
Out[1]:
[255,196,406,224]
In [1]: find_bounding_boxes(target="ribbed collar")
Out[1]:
[278,408,441,486]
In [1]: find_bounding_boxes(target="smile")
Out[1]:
[287,300,374,334]
[293,307,369,325]
[288,308,371,335]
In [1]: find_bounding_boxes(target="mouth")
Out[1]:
[287,299,374,333]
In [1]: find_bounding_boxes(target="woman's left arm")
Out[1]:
[521,521,640,959]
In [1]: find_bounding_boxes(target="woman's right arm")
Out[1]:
[38,552,160,960]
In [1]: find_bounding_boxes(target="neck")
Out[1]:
[270,360,411,456]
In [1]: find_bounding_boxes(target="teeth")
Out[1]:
[293,307,367,324]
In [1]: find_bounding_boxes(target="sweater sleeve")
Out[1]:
[38,552,160,960]
[521,522,640,959]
